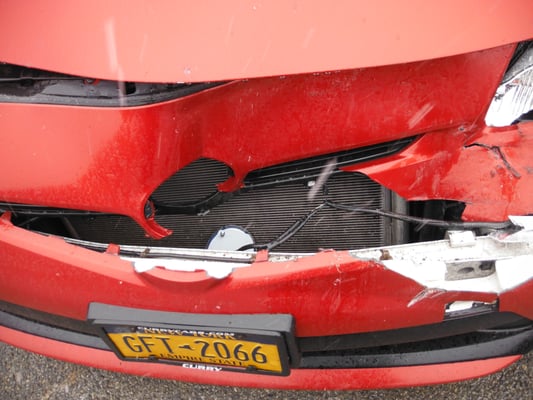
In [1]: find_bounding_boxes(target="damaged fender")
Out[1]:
[348,121,533,222]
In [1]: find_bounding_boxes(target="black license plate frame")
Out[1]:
[88,303,297,376]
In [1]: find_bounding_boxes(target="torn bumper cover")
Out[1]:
[0,212,531,389]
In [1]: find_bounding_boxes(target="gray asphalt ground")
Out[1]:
[0,343,530,400]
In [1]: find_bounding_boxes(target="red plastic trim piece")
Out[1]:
[0,325,521,389]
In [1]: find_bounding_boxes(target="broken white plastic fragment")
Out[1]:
[124,257,250,279]
[495,216,533,243]
[446,301,476,313]
[446,230,476,248]
[351,223,533,294]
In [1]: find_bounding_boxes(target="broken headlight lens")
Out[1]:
[485,42,533,127]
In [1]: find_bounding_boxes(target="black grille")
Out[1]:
[152,158,230,204]
[69,168,390,252]
[244,137,415,188]
[67,134,416,252]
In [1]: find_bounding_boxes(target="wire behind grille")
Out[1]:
[69,159,391,252]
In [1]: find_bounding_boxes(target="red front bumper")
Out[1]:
[0,211,532,388]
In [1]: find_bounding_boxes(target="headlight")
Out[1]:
[485,42,533,127]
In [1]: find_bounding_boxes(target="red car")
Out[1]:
[0,1,532,389]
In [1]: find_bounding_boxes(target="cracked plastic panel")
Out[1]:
[0,212,531,336]
[348,122,533,222]
[0,46,517,237]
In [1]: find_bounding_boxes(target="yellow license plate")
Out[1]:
[105,326,288,375]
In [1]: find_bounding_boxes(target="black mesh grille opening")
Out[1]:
[69,171,389,252]
[244,137,415,188]
[152,158,231,204]
[64,137,417,251]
